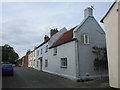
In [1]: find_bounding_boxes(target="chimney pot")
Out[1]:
[50,28,58,37]
[44,35,49,41]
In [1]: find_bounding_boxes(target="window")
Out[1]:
[81,34,89,44]
[61,58,67,68]
[53,47,57,55]
[37,50,39,56]
[45,59,48,67]
[45,45,48,53]
[37,61,39,67]
[41,48,42,54]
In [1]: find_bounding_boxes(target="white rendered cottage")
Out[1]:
[101,0,120,88]
[34,7,108,80]
[28,50,35,68]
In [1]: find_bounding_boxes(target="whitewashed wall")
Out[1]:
[42,41,77,80]
[103,1,120,88]
[74,16,107,79]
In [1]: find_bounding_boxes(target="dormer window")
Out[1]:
[81,34,89,44]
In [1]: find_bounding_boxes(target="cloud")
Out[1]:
[1,2,112,58]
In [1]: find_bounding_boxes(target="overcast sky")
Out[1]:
[1,2,113,58]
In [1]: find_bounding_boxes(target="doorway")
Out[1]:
[40,57,42,70]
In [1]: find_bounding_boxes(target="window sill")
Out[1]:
[53,54,57,56]
[81,43,90,45]
[60,66,67,68]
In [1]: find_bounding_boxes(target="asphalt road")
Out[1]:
[2,67,109,88]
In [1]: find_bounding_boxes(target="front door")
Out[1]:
[40,57,42,70]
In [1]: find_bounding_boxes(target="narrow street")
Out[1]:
[2,67,109,88]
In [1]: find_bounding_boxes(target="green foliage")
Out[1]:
[1,44,19,64]
[92,46,108,70]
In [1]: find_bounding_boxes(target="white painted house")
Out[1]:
[28,50,35,68]
[34,7,108,81]
[101,0,120,88]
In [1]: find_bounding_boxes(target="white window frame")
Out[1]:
[41,48,42,54]
[45,45,48,53]
[37,50,39,56]
[81,34,89,44]
[53,47,57,55]
[37,61,39,67]
[45,59,48,67]
[61,58,67,68]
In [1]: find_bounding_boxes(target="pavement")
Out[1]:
[2,67,110,88]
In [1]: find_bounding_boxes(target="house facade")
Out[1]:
[22,50,31,67]
[101,0,120,88]
[28,50,35,68]
[33,7,108,81]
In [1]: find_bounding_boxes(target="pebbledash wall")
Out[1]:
[32,7,108,81]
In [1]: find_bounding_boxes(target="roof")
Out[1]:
[35,39,49,50]
[100,1,116,23]
[50,26,77,48]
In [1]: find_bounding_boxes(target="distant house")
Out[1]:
[33,7,107,81]
[28,50,35,68]
[101,0,120,88]
[22,56,25,67]
[22,50,31,67]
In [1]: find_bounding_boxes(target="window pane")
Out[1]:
[85,35,89,44]
[61,58,67,67]
[81,35,84,43]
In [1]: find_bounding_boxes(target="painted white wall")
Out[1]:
[42,41,77,80]
[28,50,35,68]
[103,1,120,88]
[118,1,120,88]
[74,16,107,79]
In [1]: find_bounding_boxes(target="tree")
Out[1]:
[1,44,19,64]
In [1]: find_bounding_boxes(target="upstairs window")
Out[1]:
[53,47,57,55]
[41,48,42,54]
[61,58,67,68]
[45,45,48,53]
[81,34,89,44]
[37,50,39,56]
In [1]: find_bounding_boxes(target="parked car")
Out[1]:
[2,63,14,76]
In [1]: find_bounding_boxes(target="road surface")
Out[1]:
[2,67,109,88]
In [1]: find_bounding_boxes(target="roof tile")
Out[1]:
[51,26,77,47]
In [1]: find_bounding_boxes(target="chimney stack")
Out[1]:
[50,28,58,37]
[84,7,93,19]
[44,35,49,41]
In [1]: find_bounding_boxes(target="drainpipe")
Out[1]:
[75,39,80,79]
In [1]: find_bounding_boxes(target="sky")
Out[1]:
[1,1,114,58]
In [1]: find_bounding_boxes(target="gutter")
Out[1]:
[75,39,81,79]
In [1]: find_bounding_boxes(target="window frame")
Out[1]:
[37,50,39,56]
[45,59,48,67]
[60,57,67,68]
[81,34,89,44]
[40,48,42,54]
[53,47,57,56]
[45,45,48,53]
